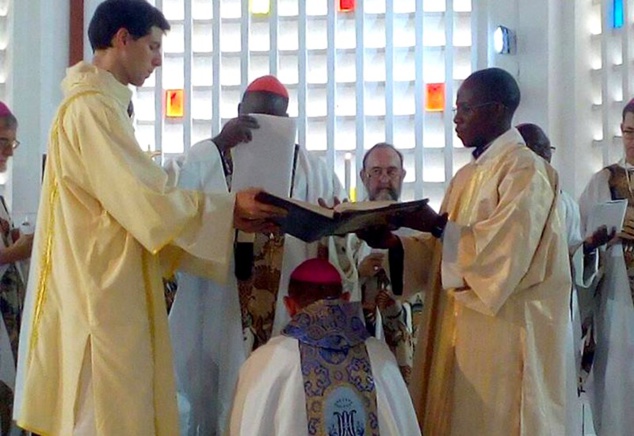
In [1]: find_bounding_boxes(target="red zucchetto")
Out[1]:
[245,75,289,99]
[290,258,342,285]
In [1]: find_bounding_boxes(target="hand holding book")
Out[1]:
[234,188,287,233]
[389,202,449,238]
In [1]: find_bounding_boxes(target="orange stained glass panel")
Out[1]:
[165,89,184,118]
[339,0,355,12]
[425,83,445,112]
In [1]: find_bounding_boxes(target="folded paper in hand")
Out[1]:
[256,192,429,243]
[586,199,627,237]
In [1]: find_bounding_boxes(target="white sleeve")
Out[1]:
[579,169,612,236]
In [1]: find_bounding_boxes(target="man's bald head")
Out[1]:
[517,123,553,163]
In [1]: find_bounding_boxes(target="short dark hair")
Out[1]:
[467,67,521,115]
[362,142,404,170]
[288,280,343,308]
[623,98,634,121]
[88,0,170,51]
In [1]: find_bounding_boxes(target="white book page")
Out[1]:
[230,113,297,197]
[586,199,628,237]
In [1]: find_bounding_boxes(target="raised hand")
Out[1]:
[213,115,260,152]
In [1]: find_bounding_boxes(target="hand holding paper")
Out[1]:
[213,115,260,152]
[584,225,616,252]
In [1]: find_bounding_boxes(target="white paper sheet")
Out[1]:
[586,199,628,237]
[230,113,297,197]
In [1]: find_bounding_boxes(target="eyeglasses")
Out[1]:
[452,101,499,116]
[0,139,19,150]
[366,167,402,179]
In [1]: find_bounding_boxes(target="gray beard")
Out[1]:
[370,188,399,202]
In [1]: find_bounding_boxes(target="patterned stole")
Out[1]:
[0,195,25,362]
[283,300,380,436]
[606,164,633,203]
[0,196,12,247]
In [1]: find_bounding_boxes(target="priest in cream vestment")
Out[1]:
[369,68,571,435]
[13,3,283,435]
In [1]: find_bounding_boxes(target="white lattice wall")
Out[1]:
[135,0,475,209]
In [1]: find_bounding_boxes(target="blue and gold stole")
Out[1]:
[282,300,380,436]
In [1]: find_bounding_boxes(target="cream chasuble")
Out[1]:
[14,62,236,436]
[405,129,571,436]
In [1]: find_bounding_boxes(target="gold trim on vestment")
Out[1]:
[141,251,156,357]
[30,180,58,354]
[29,90,98,356]
[141,250,160,432]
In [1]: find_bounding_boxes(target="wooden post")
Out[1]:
[69,0,84,66]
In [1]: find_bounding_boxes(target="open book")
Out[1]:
[256,192,429,243]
